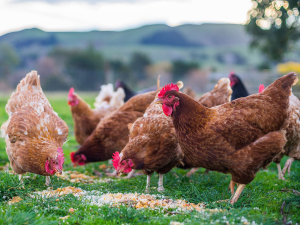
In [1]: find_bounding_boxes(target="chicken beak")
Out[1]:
[154,98,163,104]
[116,171,122,176]
[56,169,62,175]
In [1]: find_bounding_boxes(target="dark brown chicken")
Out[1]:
[70,90,158,167]
[186,78,232,176]
[154,73,297,204]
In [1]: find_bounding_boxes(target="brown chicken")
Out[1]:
[183,87,197,99]
[1,71,68,185]
[70,90,158,168]
[68,86,124,145]
[186,78,232,177]
[154,73,297,204]
[258,84,300,179]
[113,78,232,191]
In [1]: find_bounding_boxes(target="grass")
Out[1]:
[0,93,299,225]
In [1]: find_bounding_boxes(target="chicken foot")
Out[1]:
[145,174,151,193]
[157,174,164,192]
[45,176,51,186]
[276,163,285,180]
[230,184,246,204]
[282,158,295,176]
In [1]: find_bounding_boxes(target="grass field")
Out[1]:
[0,93,299,225]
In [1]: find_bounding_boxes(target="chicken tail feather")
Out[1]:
[16,71,42,92]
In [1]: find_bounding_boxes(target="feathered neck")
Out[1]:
[171,92,215,132]
[70,96,93,116]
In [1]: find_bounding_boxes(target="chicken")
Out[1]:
[259,84,300,180]
[113,79,231,191]
[229,72,249,100]
[115,79,158,102]
[154,73,297,204]
[183,87,197,99]
[186,78,232,177]
[197,78,232,107]
[70,90,158,167]
[1,71,68,185]
[68,85,124,145]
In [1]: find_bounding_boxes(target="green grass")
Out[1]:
[0,93,300,225]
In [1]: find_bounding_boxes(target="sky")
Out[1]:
[0,0,253,36]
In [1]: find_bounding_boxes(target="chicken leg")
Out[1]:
[19,174,24,185]
[282,158,295,176]
[228,180,240,195]
[145,174,151,193]
[45,176,51,186]
[186,168,209,177]
[230,184,245,204]
[157,174,164,192]
[276,163,285,180]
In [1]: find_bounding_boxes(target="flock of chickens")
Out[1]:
[1,70,300,204]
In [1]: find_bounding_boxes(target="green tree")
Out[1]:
[171,60,199,81]
[246,0,300,61]
[129,52,152,81]
[50,45,105,90]
[0,44,19,80]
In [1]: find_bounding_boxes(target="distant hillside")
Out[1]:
[0,23,250,49]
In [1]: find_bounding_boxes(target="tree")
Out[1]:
[0,44,19,80]
[129,52,152,81]
[50,45,105,90]
[171,60,199,81]
[246,0,300,61]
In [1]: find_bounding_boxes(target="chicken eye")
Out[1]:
[168,95,172,99]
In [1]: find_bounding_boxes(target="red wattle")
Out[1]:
[70,152,75,163]
[162,104,173,116]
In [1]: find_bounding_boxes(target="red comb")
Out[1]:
[158,83,179,98]
[112,152,120,170]
[258,84,265,93]
[68,87,75,98]
[70,152,75,163]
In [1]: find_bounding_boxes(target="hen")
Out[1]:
[259,84,300,179]
[70,90,158,168]
[68,85,124,145]
[1,71,68,185]
[229,72,249,100]
[155,73,297,204]
[113,79,232,191]
[186,78,232,176]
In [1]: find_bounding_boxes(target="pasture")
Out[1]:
[0,93,299,225]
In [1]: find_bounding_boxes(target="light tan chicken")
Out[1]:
[1,71,68,185]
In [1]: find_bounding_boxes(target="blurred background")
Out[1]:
[0,0,300,95]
